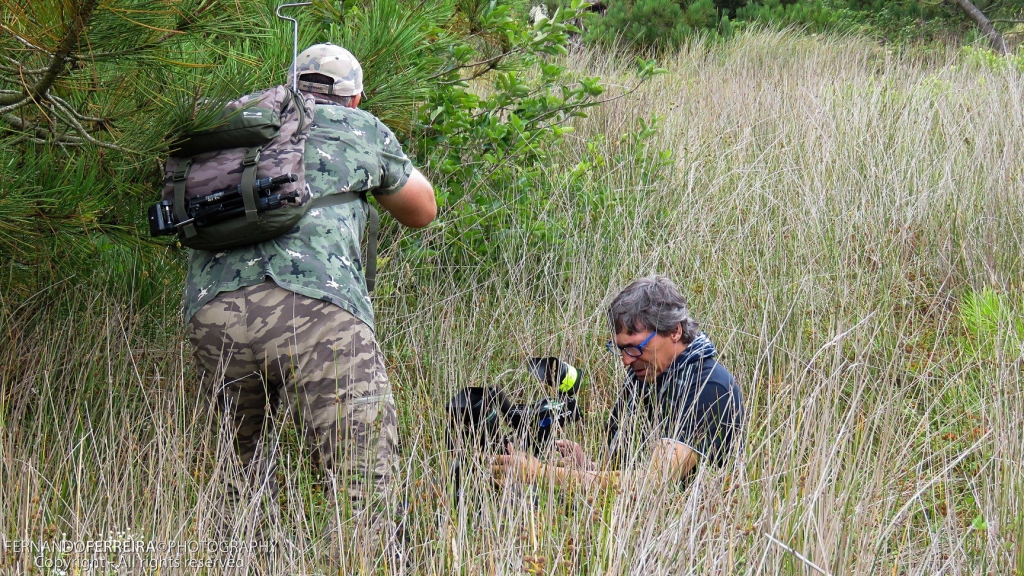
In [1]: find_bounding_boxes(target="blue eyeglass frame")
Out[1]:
[606,331,656,358]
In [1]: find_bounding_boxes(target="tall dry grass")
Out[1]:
[2,29,1022,574]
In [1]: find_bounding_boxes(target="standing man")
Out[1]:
[493,275,744,489]
[185,43,436,543]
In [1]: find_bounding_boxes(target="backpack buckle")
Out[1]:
[172,159,192,182]
[242,148,261,166]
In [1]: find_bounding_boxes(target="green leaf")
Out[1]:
[971,515,988,531]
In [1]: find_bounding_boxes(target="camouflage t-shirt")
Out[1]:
[182,103,413,331]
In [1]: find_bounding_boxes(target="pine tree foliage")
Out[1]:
[583,0,724,48]
[0,0,260,151]
[0,0,264,302]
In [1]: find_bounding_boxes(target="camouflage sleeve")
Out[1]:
[373,117,413,196]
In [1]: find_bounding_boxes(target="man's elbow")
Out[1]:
[403,199,437,228]
[653,438,698,479]
[392,171,437,228]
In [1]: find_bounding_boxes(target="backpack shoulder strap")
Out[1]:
[171,159,198,238]
[363,202,379,292]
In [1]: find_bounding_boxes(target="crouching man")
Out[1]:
[186,43,436,559]
[492,275,745,489]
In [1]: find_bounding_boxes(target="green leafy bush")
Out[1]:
[860,0,965,43]
[579,0,852,49]
[735,0,857,33]
[960,45,1024,72]
[574,0,1018,50]
[410,0,666,268]
[584,0,724,49]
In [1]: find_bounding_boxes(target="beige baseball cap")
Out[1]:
[295,43,363,97]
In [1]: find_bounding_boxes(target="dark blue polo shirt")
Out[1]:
[654,354,744,465]
[607,335,745,467]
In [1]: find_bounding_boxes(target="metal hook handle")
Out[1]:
[276,2,312,91]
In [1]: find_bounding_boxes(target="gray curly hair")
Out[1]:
[607,275,699,343]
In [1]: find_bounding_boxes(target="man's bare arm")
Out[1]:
[493,438,697,491]
[374,168,436,228]
[650,438,699,480]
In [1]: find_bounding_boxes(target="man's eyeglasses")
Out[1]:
[606,332,656,358]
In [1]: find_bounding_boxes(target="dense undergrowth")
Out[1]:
[2,23,1023,574]
[544,0,1024,49]
[3,0,1024,573]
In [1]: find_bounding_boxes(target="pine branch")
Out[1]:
[0,65,47,74]
[0,0,100,107]
[0,54,48,75]
[49,94,108,123]
[0,22,50,54]
[4,111,86,147]
[430,47,525,82]
[0,96,30,115]
[49,97,126,151]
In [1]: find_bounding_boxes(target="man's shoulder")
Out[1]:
[309,106,398,157]
[702,359,735,387]
[693,360,743,412]
[313,105,382,132]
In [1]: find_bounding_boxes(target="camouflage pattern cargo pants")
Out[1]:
[187,280,398,524]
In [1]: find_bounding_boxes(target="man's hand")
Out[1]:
[554,439,597,470]
[491,445,542,485]
[492,443,622,492]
